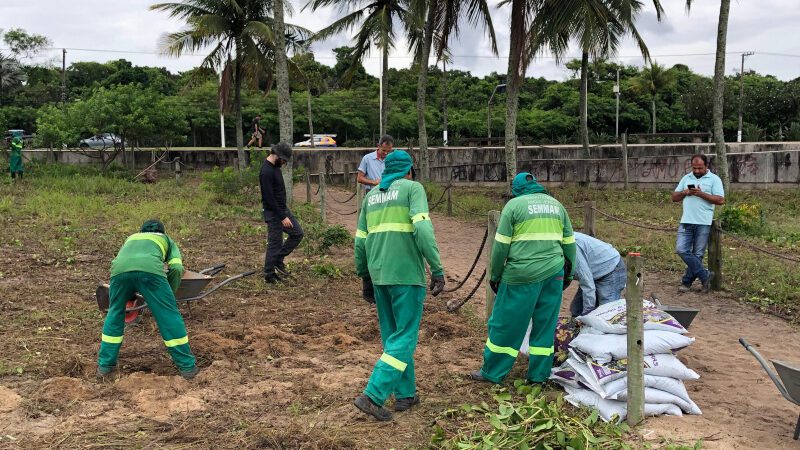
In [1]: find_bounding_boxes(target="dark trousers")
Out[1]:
[263,212,304,275]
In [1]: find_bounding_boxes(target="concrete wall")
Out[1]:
[22,142,800,188]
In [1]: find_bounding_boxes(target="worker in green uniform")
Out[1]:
[97,220,199,379]
[353,150,445,421]
[9,131,24,179]
[469,173,576,384]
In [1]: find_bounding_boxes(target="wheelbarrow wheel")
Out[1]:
[124,299,143,326]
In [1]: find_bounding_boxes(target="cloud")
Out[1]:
[2,0,798,81]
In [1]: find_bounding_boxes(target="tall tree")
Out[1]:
[530,0,661,157]
[409,0,497,180]
[713,0,731,191]
[151,0,308,169]
[305,0,412,137]
[273,0,294,195]
[630,61,675,134]
[1,28,52,60]
[0,53,27,104]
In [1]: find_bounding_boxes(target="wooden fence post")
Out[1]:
[447,185,453,217]
[622,133,629,189]
[625,253,644,426]
[318,160,327,223]
[486,210,501,322]
[174,157,182,181]
[343,163,351,188]
[305,171,312,203]
[584,201,596,237]
[709,219,723,291]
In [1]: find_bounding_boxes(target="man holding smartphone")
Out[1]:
[671,154,725,293]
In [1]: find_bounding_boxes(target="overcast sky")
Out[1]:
[2,0,799,81]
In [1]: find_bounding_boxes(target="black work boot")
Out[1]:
[181,366,200,380]
[394,394,420,412]
[275,263,291,278]
[468,370,493,383]
[354,394,392,421]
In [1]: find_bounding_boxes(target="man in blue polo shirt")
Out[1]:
[671,154,725,293]
[357,135,394,192]
[570,232,626,317]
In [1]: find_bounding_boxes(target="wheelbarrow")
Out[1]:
[95,264,256,325]
[740,338,800,440]
[649,293,700,329]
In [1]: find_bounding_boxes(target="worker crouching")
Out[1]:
[470,173,576,384]
[97,220,199,379]
[353,151,445,421]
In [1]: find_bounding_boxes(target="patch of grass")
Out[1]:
[432,380,632,449]
[293,202,352,255]
[311,261,343,279]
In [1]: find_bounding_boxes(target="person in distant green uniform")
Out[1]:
[469,173,576,385]
[97,220,199,379]
[353,150,445,421]
[9,131,24,179]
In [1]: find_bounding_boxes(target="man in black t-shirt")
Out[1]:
[259,142,304,283]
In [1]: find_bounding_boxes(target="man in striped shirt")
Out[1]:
[97,220,198,379]
[470,173,576,385]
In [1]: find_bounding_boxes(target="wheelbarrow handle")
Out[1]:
[178,270,257,303]
[199,264,226,276]
[739,337,794,404]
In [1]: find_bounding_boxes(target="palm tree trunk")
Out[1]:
[652,97,657,134]
[234,54,245,170]
[579,51,590,157]
[307,88,314,148]
[713,0,731,192]
[274,0,294,198]
[442,61,448,146]
[504,0,525,190]
[381,45,389,137]
[415,5,436,182]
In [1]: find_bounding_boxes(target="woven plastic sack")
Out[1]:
[564,387,683,423]
[604,375,692,403]
[577,299,687,335]
[569,348,700,385]
[610,387,702,415]
[570,329,694,363]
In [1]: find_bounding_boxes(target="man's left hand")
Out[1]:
[429,275,445,296]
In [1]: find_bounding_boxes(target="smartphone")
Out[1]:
[687,184,696,189]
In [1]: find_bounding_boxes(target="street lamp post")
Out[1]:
[614,68,620,141]
[737,51,754,143]
[487,83,507,140]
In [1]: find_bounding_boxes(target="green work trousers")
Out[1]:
[480,268,563,383]
[98,271,196,371]
[364,284,425,406]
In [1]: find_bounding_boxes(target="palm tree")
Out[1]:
[712,0,731,191]
[529,0,662,157]
[273,0,294,195]
[630,61,675,134]
[409,0,497,180]
[305,0,412,138]
[0,53,26,105]
[151,0,309,169]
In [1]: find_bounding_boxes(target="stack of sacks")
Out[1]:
[549,299,702,423]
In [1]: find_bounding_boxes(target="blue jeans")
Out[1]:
[676,223,711,286]
[570,258,627,317]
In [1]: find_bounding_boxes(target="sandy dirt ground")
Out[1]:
[316,185,800,449]
[0,183,797,449]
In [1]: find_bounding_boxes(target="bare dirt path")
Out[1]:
[313,184,800,449]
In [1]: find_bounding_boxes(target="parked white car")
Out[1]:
[294,134,337,147]
[79,133,125,149]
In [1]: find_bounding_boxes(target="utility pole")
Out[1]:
[442,61,448,147]
[614,68,620,141]
[219,71,226,148]
[61,49,67,107]
[737,51,754,143]
[487,83,506,140]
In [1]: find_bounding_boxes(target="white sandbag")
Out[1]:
[550,364,581,388]
[610,387,702,415]
[519,320,533,355]
[569,349,700,385]
[571,329,695,363]
[564,387,683,423]
[577,299,687,335]
[603,375,692,403]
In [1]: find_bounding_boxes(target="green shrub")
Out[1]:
[720,203,764,235]
[200,149,267,202]
[311,261,342,278]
